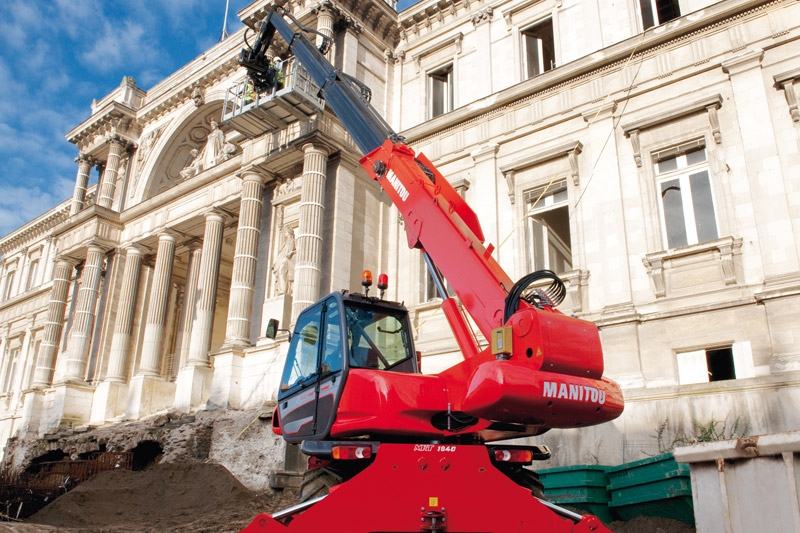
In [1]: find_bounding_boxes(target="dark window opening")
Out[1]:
[522,18,555,79]
[706,347,736,382]
[429,64,454,118]
[640,0,681,30]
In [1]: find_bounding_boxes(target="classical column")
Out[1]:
[32,257,75,388]
[175,246,201,369]
[138,234,176,376]
[96,136,125,209]
[105,246,143,382]
[224,171,267,347]
[63,246,105,382]
[292,143,329,321]
[315,2,335,55]
[187,212,225,366]
[70,154,95,216]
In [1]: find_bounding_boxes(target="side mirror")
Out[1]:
[266,318,279,339]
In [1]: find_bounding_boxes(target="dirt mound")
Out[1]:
[608,515,695,533]
[26,462,291,532]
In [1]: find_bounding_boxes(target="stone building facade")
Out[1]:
[0,0,799,467]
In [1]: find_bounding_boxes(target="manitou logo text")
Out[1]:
[543,381,606,405]
[385,170,410,202]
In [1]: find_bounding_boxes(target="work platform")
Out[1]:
[222,58,324,137]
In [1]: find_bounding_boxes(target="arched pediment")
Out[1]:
[144,103,225,200]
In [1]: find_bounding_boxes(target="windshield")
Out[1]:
[345,303,413,370]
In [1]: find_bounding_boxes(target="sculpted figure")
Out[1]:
[273,226,296,295]
[201,120,226,170]
[179,148,202,179]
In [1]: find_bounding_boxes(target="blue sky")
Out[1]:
[0,0,422,239]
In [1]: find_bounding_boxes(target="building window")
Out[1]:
[3,271,15,300]
[26,259,39,291]
[2,348,20,393]
[525,180,572,275]
[428,64,453,118]
[522,18,555,79]
[656,145,718,250]
[639,0,681,30]
[676,342,755,385]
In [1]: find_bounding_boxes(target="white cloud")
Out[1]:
[81,20,161,73]
[0,177,73,237]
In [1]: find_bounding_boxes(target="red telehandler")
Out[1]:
[234,7,624,532]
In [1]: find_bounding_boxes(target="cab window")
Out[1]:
[346,304,413,370]
[321,303,343,374]
[280,306,322,391]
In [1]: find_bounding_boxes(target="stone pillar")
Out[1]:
[224,171,267,347]
[32,257,75,388]
[292,143,329,322]
[127,234,178,420]
[138,234,176,375]
[315,3,335,56]
[96,136,124,209]
[63,246,105,382]
[70,154,95,216]
[90,246,143,425]
[187,213,225,365]
[105,246,143,382]
[175,212,224,412]
[175,246,202,370]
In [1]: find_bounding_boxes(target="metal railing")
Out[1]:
[222,57,324,131]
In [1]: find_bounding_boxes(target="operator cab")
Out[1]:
[274,285,418,442]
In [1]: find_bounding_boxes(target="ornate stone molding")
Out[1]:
[412,33,463,74]
[471,7,493,26]
[499,140,583,197]
[561,269,590,314]
[642,236,743,299]
[774,67,800,123]
[622,95,723,167]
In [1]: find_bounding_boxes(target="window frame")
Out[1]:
[3,270,16,300]
[654,144,719,250]
[524,179,572,275]
[676,342,755,385]
[638,0,681,31]
[521,17,556,80]
[26,259,39,291]
[428,63,454,119]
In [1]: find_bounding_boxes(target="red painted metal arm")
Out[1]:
[360,140,515,343]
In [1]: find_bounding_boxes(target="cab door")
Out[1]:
[277,296,345,442]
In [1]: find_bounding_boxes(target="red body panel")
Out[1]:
[240,443,614,533]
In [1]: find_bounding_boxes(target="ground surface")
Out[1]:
[0,461,695,532]
[3,462,295,533]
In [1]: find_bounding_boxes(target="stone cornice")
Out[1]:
[0,206,69,257]
[66,102,139,153]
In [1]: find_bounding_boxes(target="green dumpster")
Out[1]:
[606,452,694,525]
[538,465,614,523]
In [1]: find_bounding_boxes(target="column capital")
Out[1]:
[236,167,271,184]
[204,211,225,224]
[302,142,331,157]
[54,255,79,268]
[86,244,107,256]
[125,244,145,256]
[75,153,97,166]
[105,134,128,148]
[156,232,177,244]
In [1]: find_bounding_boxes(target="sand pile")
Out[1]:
[22,462,293,533]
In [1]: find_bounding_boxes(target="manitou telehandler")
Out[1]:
[234,7,624,532]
